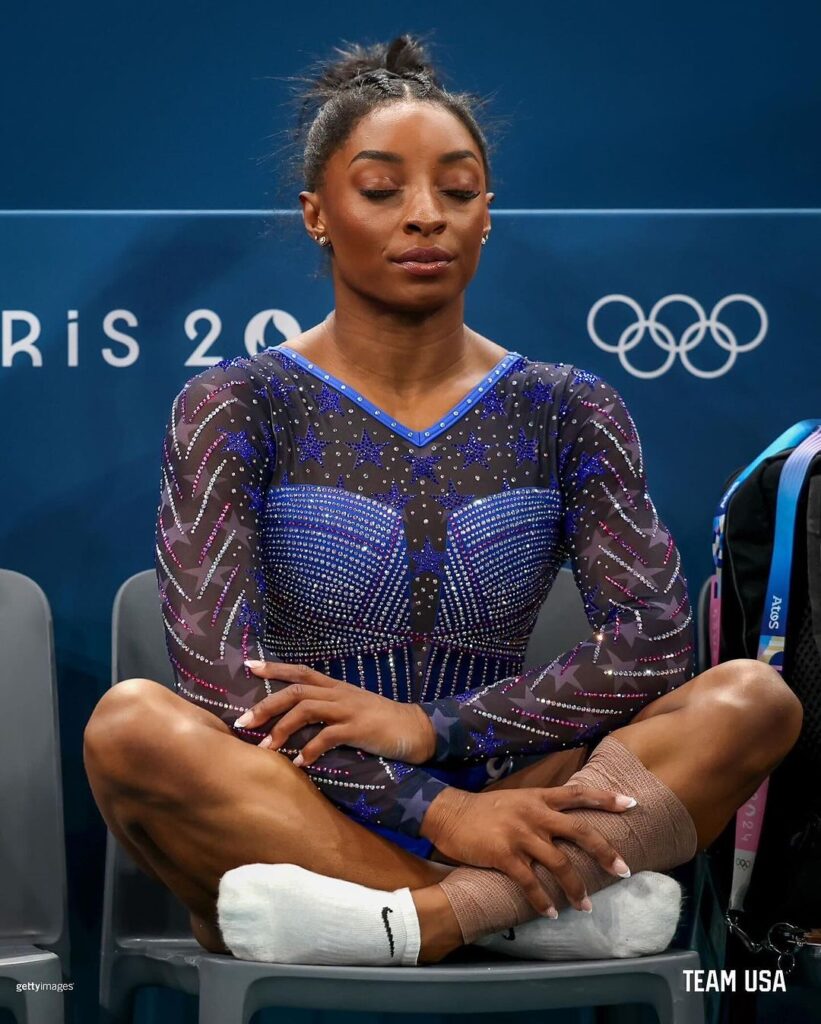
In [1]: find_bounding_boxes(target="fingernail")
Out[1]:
[244,659,265,669]
[293,753,304,767]
[580,896,593,913]
[546,907,559,919]
[612,857,631,878]
[234,712,253,728]
[615,795,638,809]
[258,736,273,749]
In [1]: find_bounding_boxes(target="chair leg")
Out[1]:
[650,966,706,1024]
[15,957,65,1024]
[197,964,250,1024]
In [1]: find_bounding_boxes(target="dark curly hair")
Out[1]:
[260,32,507,277]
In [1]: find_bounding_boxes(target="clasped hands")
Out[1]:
[234,659,437,765]
[235,658,636,916]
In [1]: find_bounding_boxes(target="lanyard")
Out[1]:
[710,422,821,916]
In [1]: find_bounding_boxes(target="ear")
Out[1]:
[299,191,325,240]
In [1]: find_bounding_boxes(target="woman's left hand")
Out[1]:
[236,660,437,766]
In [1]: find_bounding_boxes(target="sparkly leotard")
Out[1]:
[155,343,694,858]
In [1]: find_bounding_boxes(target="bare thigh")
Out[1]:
[83,680,454,949]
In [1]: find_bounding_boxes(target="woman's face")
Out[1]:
[300,100,493,312]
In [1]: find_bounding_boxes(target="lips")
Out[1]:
[392,246,454,264]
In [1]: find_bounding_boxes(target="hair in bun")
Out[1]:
[268,32,504,207]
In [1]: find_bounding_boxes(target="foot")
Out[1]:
[412,883,464,964]
[189,911,230,954]
[474,872,683,960]
[217,862,422,966]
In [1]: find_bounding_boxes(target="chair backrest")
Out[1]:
[103,570,190,946]
[112,569,175,688]
[0,569,70,965]
[524,564,590,668]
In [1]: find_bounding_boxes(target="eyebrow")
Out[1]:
[348,149,479,168]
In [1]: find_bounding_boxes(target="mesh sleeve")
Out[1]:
[417,367,694,761]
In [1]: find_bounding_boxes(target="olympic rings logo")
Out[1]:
[587,294,768,379]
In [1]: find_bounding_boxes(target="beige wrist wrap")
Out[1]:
[437,734,699,945]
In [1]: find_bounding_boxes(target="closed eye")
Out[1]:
[359,189,480,202]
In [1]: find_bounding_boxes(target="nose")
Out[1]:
[403,185,447,235]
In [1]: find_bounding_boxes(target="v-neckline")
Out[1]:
[272,343,524,447]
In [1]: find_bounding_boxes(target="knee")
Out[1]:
[706,659,803,761]
[83,678,184,782]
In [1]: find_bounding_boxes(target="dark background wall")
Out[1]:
[4,2,821,212]
[2,4,820,1024]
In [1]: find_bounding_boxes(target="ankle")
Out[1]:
[412,883,464,964]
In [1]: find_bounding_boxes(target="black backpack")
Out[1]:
[706,422,821,1003]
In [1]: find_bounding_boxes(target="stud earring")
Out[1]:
[481,233,490,245]
[316,234,329,246]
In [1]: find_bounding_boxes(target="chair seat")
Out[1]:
[0,944,62,966]
[110,938,701,1016]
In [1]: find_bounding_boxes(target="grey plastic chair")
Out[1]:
[100,566,704,1024]
[0,569,70,1024]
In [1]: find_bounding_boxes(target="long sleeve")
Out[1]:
[154,357,449,838]
[417,367,695,762]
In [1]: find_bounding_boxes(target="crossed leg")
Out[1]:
[82,657,802,963]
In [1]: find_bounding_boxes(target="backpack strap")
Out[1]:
[721,427,821,921]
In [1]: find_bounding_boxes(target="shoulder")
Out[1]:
[171,349,288,411]
[511,357,618,405]
[164,352,288,450]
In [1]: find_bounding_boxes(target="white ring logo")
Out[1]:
[587,294,767,379]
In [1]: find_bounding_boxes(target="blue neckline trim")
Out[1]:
[272,344,525,447]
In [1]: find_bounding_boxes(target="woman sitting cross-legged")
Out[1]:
[83,34,803,967]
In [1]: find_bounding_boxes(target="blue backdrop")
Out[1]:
[1,209,819,1022]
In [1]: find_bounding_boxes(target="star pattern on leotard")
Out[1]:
[242,482,266,515]
[317,383,345,415]
[510,685,544,717]
[218,429,257,463]
[259,420,277,462]
[266,373,298,404]
[163,517,196,549]
[506,427,539,465]
[221,509,254,548]
[171,607,210,639]
[181,559,235,595]
[477,387,507,419]
[397,789,433,827]
[428,706,460,745]
[455,431,492,469]
[573,369,600,387]
[523,377,555,408]
[403,451,443,484]
[375,481,414,512]
[349,792,380,821]
[346,427,390,469]
[296,423,332,466]
[411,537,446,576]
[570,451,607,488]
[435,479,475,511]
[468,722,508,756]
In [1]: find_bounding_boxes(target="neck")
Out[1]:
[317,297,476,399]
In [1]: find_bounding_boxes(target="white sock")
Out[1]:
[217,863,422,966]
[474,872,683,960]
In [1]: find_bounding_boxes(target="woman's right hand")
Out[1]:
[419,784,635,915]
